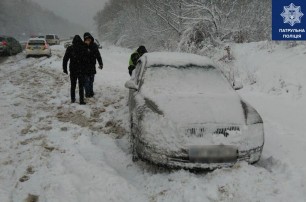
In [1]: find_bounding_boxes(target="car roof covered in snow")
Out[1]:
[143,52,216,68]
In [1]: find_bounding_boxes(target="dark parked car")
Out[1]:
[0,35,23,56]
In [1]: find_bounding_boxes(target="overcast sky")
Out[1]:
[32,0,107,30]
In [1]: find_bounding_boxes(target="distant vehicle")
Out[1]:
[25,38,51,58]
[0,35,23,56]
[125,52,264,170]
[45,34,60,45]
[64,39,102,49]
[38,35,45,39]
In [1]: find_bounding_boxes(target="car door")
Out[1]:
[6,38,14,53]
[55,35,59,44]
[12,38,20,53]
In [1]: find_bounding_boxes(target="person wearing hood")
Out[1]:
[63,35,87,105]
[128,46,147,76]
[83,32,103,98]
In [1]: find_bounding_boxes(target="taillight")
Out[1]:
[44,43,49,49]
[26,43,29,49]
[2,41,7,46]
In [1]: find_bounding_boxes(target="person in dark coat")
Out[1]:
[128,46,147,76]
[83,32,103,98]
[63,35,87,105]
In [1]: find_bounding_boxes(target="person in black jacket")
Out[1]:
[83,32,103,98]
[63,35,87,105]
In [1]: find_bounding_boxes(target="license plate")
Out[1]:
[189,145,238,163]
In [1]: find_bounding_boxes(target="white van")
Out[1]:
[45,34,60,45]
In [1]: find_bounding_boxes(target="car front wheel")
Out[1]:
[130,117,139,162]
[8,49,13,56]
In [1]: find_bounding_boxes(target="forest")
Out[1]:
[94,0,271,53]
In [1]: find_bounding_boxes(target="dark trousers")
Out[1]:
[70,74,85,102]
[84,74,95,96]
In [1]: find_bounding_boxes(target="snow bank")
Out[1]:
[217,41,306,98]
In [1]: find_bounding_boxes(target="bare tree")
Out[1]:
[94,0,271,51]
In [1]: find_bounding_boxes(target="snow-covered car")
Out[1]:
[125,52,264,170]
[25,38,51,58]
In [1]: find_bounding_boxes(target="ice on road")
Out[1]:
[0,43,305,202]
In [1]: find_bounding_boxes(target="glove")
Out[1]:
[63,70,68,75]
[98,64,103,70]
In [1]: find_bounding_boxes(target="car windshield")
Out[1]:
[28,40,45,45]
[142,65,233,95]
[46,35,54,39]
[0,37,5,41]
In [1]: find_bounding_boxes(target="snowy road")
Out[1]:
[0,44,305,202]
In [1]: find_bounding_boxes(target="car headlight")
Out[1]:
[241,100,263,125]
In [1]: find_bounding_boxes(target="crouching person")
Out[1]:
[63,35,87,105]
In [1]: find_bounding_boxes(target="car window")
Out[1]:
[28,40,45,45]
[12,38,18,43]
[7,38,13,43]
[0,37,4,41]
[55,35,59,39]
[46,35,54,39]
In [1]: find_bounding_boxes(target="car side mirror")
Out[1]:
[233,81,243,90]
[125,80,138,91]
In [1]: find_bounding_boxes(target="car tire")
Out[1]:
[130,119,139,162]
[8,49,13,56]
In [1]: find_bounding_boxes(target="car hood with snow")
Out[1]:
[140,52,251,125]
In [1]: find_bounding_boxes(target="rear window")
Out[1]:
[0,37,5,41]
[28,40,45,45]
[46,35,54,39]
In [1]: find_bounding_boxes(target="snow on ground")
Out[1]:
[0,42,305,202]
